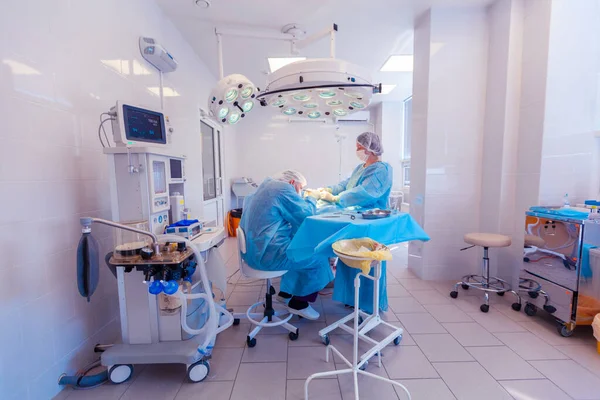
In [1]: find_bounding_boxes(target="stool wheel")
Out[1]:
[321,334,330,346]
[480,304,489,313]
[461,284,470,290]
[511,302,522,311]
[233,318,240,326]
[496,291,505,296]
[524,303,537,316]
[289,329,299,341]
[393,336,402,346]
[450,291,458,299]
[246,336,257,348]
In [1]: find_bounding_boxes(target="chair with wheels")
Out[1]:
[232,227,299,347]
[450,233,522,313]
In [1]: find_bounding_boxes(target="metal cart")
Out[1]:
[520,207,600,337]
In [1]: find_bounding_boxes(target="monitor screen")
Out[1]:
[170,159,183,179]
[122,104,166,144]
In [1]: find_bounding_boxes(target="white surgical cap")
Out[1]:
[273,170,307,187]
[357,132,383,156]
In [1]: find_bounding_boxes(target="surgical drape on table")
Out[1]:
[287,212,429,313]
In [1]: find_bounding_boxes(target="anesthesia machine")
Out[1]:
[64,101,232,387]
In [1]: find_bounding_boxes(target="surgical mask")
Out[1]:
[356,149,368,162]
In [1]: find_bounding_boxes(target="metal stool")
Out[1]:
[450,233,522,313]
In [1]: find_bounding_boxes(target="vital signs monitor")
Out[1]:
[111,102,167,147]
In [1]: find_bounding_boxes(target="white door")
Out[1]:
[201,119,225,227]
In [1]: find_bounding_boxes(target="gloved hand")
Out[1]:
[304,189,322,200]
[318,187,333,194]
[320,191,339,203]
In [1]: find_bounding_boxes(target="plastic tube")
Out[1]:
[159,235,233,355]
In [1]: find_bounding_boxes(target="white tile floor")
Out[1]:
[55,240,600,400]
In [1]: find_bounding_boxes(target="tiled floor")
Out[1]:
[55,239,600,400]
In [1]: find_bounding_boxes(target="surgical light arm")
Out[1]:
[79,217,161,256]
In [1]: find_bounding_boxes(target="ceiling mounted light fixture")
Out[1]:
[208,23,380,125]
[257,58,380,120]
[208,73,257,124]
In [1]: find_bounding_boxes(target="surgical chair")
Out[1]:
[232,227,299,347]
[450,233,522,313]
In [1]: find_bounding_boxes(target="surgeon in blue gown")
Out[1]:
[319,132,393,313]
[240,170,333,320]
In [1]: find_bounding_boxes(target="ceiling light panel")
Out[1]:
[268,57,306,73]
[380,55,413,72]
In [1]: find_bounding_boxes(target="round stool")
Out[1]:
[450,233,522,313]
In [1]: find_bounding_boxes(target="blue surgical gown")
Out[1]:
[326,161,393,312]
[240,178,333,297]
[328,162,393,209]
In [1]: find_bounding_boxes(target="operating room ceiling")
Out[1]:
[157,0,494,103]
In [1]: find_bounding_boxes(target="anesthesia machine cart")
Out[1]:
[68,101,232,386]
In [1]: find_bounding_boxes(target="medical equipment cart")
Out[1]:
[520,207,600,337]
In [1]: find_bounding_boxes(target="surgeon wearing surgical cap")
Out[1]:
[320,132,392,209]
[320,132,393,313]
[239,170,333,320]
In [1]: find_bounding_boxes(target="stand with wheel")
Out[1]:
[450,233,522,313]
[305,252,409,400]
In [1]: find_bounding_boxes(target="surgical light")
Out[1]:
[258,58,379,121]
[218,107,229,119]
[225,89,238,103]
[318,91,336,99]
[229,113,241,124]
[208,73,257,124]
[241,86,254,99]
[242,101,254,112]
[344,92,362,99]
[293,94,310,102]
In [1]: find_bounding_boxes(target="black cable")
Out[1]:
[98,119,113,148]
[98,120,106,148]
[99,113,115,148]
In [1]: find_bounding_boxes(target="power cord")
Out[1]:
[98,112,115,148]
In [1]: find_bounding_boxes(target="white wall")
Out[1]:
[230,111,374,198]
[0,0,216,398]
[538,0,600,206]
[409,7,489,280]
[381,102,406,191]
[479,0,524,280]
